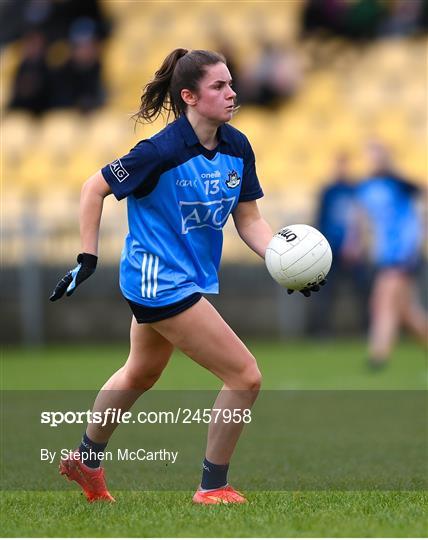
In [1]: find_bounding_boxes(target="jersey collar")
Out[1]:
[217,123,231,144]
[177,114,199,147]
[177,114,231,147]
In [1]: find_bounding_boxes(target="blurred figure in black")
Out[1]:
[68,31,105,112]
[8,0,109,114]
[1,0,111,46]
[8,30,50,115]
[302,0,386,40]
[302,0,428,39]
[42,0,110,42]
[46,17,106,112]
[309,152,366,336]
[302,0,348,37]
[238,41,302,108]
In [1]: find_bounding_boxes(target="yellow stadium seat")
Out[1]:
[2,112,36,161]
[38,111,83,161]
[85,111,134,163]
[67,147,106,188]
[370,40,412,76]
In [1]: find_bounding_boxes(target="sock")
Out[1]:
[78,432,108,469]
[200,457,229,490]
[368,357,388,370]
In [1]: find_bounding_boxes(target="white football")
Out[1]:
[265,224,332,290]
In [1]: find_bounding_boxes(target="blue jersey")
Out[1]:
[356,173,422,268]
[101,114,263,306]
[317,180,356,256]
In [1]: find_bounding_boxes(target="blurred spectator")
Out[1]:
[40,0,110,42]
[8,9,107,115]
[237,41,303,108]
[355,141,427,369]
[379,0,426,36]
[47,19,106,112]
[68,31,105,112]
[302,0,349,37]
[9,30,50,115]
[421,0,428,30]
[0,0,27,45]
[211,36,239,90]
[1,0,110,46]
[343,0,386,39]
[317,153,360,265]
[309,152,367,336]
[302,0,428,39]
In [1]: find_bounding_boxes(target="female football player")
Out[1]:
[50,48,318,504]
[356,141,427,369]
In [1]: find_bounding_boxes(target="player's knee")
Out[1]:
[123,365,163,391]
[240,362,262,392]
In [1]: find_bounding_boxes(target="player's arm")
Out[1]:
[80,170,112,256]
[232,200,273,259]
[50,171,112,301]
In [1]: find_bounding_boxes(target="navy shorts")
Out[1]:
[375,260,420,276]
[126,293,202,323]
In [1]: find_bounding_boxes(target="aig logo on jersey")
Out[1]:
[226,170,241,188]
[180,198,236,234]
[109,159,129,183]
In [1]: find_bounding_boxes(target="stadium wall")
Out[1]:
[1,264,379,345]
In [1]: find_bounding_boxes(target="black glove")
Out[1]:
[287,279,327,298]
[49,253,98,301]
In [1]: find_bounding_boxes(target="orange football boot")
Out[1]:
[59,450,115,503]
[192,485,247,504]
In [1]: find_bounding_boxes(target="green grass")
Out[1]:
[2,339,427,390]
[1,491,427,537]
[1,340,427,537]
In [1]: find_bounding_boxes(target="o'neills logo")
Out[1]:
[277,228,297,242]
[201,170,221,179]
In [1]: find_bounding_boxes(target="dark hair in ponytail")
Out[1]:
[133,48,226,124]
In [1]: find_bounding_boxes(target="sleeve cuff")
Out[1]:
[238,189,264,202]
[101,166,127,201]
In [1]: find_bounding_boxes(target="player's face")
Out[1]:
[193,62,236,123]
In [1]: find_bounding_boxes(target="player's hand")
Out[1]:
[287,279,327,298]
[49,253,98,301]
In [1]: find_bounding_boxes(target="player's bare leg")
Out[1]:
[399,277,428,347]
[152,297,261,502]
[86,317,174,442]
[60,319,173,501]
[368,269,402,366]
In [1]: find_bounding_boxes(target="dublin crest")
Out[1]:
[226,170,241,188]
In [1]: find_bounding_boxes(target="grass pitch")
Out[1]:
[1,339,427,537]
[2,491,427,537]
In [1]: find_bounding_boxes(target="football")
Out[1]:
[265,224,332,291]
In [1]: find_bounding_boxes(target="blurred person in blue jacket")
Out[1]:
[356,141,427,369]
[317,152,360,265]
[310,152,366,336]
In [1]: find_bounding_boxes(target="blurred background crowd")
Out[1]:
[1,0,427,352]
[2,0,110,114]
